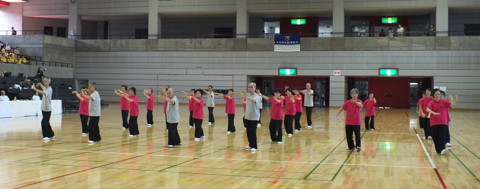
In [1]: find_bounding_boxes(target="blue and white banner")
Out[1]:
[274,34,300,52]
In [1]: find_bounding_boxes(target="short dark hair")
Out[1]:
[285,88,293,94]
[129,87,136,95]
[208,85,213,88]
[195,89,204,95]
[121,85,128,91]
[228,89,234,92]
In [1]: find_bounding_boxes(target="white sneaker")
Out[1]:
[122,127,126,131]
[208,122,212,126]
[227,131,232,135]
[200,136,205,140]
[81,133,87,136]
[250,148,257,151]
[307,126,312,129]
[294,129,299,133]
[189,126,193,129]
[445,143,452,147]
[88,140,96,143]
[257,123,261,127]
[167,145,174,148]
[245,146,251,149]
[147,124,152,127]
[428,136,432,140]
[277,141,283,144]
[440,149,448,155]
[50,136,55,140]
[287,134,293,137]
[194,138,200,141]
[42,137,50,141]
[165,129,168,133]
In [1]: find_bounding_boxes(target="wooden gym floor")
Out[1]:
[0,103,479,188]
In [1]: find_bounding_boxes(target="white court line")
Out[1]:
[413,131,436,169]
[3,145,431,169]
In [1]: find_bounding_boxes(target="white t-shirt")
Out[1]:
[89,91,101,116]
[32,95,40,101]
[0,95,10,101]
[41,87,52,111]
[303,89,314,107]
[206,91,215,107]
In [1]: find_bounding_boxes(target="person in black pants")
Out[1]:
[163,88,181,147]
[336,88,363,152]
[426,89,458,155]
[72,86,90,135]
[202,85,215,125]
[82,82,102,143]
[33,77,55,142]
[259,89,284,143]
[301,83,314,128]
[114,85,130,131]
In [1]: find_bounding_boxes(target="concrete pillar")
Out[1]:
[329,75,346,107]
[436,0,448,36]
[68,1,81,39]
[236,0,248,38]
[148,0,160,39]
[332,0,345,37]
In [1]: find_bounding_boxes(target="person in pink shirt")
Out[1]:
[216,89,236,134]
[284,88,296,137]
[440,90,458,148]
[336,88,363,152]
[72,86,89,136]
[260,89,284,143]
[143,88,155,127]
[123,87,140,137]
[363,92,377,130]
[161,85,171,132]
[418,89,433,140]
[293,89,303,132]
[185,89,205,141]
[426,89,457,155]
[114,85,130,131]
[181,89,195,128]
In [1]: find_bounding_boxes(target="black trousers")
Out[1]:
[189,111,194,126]
[258,109,262,124]
[345,125,361,149]
[246,119,258,149]
[80,114,89,133]
[365,116,375,130]
[419,117,423,129]
[431,125,448,153]
[421,117,431,139]
[121,110,129,129]
[446,125,450,143]
[167,122,181,145]
[284,115,294,134]
[88,116,101,141]
[208,107,215,123]
[41,111,55,138]
[129,116,139,135]
[194,119,204,138]
[269,119,283,142]
[228,114,236,132]
[146,110,154,125]
[306,107,313,126]
[243,116,247,128]
[294,112,302,130]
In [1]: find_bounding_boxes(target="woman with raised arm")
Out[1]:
[181,89,195,128]
[216,89,236,134]
[163,88,181,147]
[184,89,205,141]
[301,83,314,128]
[72,86,89,135]
[236,83,262,151]
[143,88,155,127]
[81,82,101,144]
[114,85,130,131]
[255,89,263,127]
[32,77,55,142]
[259,89,284,143]
[123,87,140,137]
[202,85,215,125]
[363,92,377,131]
[284,88,296,137]
[418,89,433,140]
[426,89,458,155]
[293,89,303,132]
[336,88,363,152]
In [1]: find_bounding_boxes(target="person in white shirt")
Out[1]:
[82,82,102,143]
[202,85,215,125]
[301,83,314,128]
[32,77,55,142]
[0,90,10,101]
[32,91,41,101]
[397,24,405,36]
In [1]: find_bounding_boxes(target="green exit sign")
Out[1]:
[291,19,306,25]
[382,17,398,24]
[379,68,399,77]
[279,68,297,76]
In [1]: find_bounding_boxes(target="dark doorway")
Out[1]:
[135,28,148,39]
[214,27,234,38]
[44,26,54,36]
[465,24,480,36]
[57,27,66,38]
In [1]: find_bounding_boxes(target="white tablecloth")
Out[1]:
[0,100,62,118]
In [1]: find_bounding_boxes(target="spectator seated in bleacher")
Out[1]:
[0,90,10,101]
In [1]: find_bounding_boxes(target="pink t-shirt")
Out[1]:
[79,93,89,116]
[129,95,139,116]
[224,95,235,114]
[285,96,297,116]
[342,99,363,125]
[363,99,376,117]
[242,99,246,112]
[188,94,194,111]
[419,97,434,117]
[192,97,204,119]
[146,94,154,111]
[269,97,284,120]
[120,96,130,111]
[163,101,168,115]
[427,99,451,126]
[295,94,303,113]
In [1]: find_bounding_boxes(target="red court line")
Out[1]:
[14,148,169,189]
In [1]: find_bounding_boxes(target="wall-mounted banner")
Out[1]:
[274,34,300,52]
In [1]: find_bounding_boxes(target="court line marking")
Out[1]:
[451,135,480,160]
[302,136,346,179]
[449,150,480,183]
[412,127,447,189]
[330,130,367,181]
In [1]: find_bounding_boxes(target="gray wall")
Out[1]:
[0,63,73,78]
[75,37,480,109]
